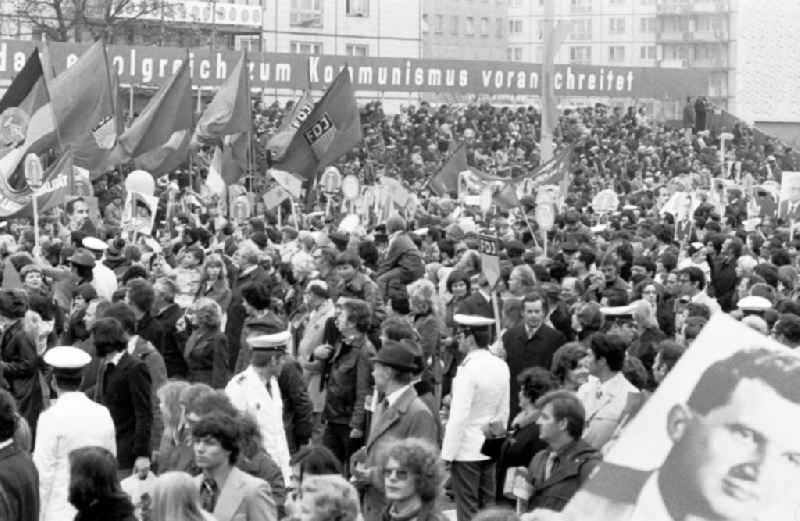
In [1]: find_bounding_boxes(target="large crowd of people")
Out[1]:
[0,94,798,521]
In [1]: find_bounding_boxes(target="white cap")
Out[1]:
[453,314,495,327]
[247,330,292,351]
[413,227,429,236]
[82,237,107,251]
[737,295,772,312]
[43,345,91,370]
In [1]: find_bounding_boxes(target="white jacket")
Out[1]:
[441,349,510,462]
[577,372,640,450]
[33,392,116,521]
[92,263,118,302]
[226,366,291,483]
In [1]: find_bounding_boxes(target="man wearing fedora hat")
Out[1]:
[352,338,438,521]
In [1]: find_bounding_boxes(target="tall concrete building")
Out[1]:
[421,0,509,61]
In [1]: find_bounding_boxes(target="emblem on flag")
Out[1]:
[304,112,336,158]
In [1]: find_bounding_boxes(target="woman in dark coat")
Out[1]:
[69,446,136,521]
[194,253,232,312]
[495,367,559,506]
[183,298,229,388]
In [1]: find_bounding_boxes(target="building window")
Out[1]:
[640,0,655,4]
[569,19,591,40]
[569,45,592,65]
[640,45,656,59]
[569,46,591,64]
[290,0,323,28]
[345,44,368,56]
[570,0,591,13]
[345,0,369,17]
[508,47,523,61]
[511,0,522,6]
[496,17,504,37]
[422,14,429,33]
[609,45,625,62]
[507,47,513,61]
[609,17,625,34]
[434,14,444,33]
[609,0,625,4]
[639,17,655,32]
[465,16,475,35]
[537,20,543,40]
[450,15,459,35]
[480,17,489,36]
[509,19,522,34]
[290,41,323,54]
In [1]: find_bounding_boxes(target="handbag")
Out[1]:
[480,434,507,460]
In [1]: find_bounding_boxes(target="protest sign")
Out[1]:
[561,314,800,521]
[778,171,800,221]
[122,190,157,235]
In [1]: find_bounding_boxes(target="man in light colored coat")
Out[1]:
[442,315,510,521]
[352,338,438,521]
[226,331,293,484]
[193,411,276,521]
[34,346,116,521]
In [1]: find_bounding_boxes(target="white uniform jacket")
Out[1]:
[226,366,292,483]
[33,391,117,521]
[441,348,510,462]
[577,372,640,451]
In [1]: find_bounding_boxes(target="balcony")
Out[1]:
[656,0,730,15]
[113,0,264,30]
[657,30,728,42]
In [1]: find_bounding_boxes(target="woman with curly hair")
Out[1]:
[407,279,447,404]
[183,298,229,388]
[377,438,445,521]
[68,446,135,521]
[298,474,361,521]
[550,342,590,391]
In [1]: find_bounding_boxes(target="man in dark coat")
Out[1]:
[375,215,425,299]
[502,293,566,416]
[0,388,39,521]
[456,273,495,319]
[527,390,599,512]
[90,317,152,476]
[0,289,43,440]
[126,278,165,353]
[153,277,188,377]
[225,241,274,369]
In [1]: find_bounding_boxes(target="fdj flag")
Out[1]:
[273,67,361,179]
[0,148,73,217]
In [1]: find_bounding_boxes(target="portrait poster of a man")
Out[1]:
[558,314,800,521]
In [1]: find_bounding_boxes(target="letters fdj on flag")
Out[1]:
[273,67,362,180]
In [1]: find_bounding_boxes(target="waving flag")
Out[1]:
[113,56,192,175]
[273,68,362,179]
[430,143,468,196]
[0,148,73,217]
[267,90,314,161]
[193,52,251,144]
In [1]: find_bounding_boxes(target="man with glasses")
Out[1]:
[562,348,800,521]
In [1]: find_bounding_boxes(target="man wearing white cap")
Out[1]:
[442,314,510,521]
[33,346,116,521]
[225,331,292,484]
[82,237,118,301]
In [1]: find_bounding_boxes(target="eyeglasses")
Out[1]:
[383,467,410,480]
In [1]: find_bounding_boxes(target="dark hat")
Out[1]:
[68,248,96,268]
[0,289,28,319]
[371,339,422,372]
[562,241,580,254]
[105,238,126,261]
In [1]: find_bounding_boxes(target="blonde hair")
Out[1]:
[156,380,191,446]
[149,472,207,521]
[302,475,361,521]
[407,278,445,320]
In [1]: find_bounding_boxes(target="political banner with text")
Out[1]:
[0,39,706,99]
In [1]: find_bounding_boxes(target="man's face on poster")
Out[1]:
[667,378,800,521]
[69,201,89,228]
